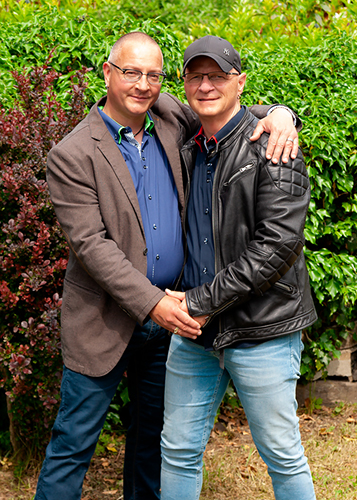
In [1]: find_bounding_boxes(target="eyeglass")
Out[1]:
[183,71,240,85]
[109,61,167,85]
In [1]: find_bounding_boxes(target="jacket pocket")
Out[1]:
[274,280,295,294]
[223,162,256,186]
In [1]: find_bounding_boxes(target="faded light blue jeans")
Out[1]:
[161,331,316,500]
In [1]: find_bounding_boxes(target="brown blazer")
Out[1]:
[47,93,279,376]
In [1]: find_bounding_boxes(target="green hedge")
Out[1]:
[1,0,357,456]
[240,34,357,377]
[0,2,184,107]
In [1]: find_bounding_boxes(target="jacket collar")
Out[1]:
[86,96,185,217]
[182,106,254,157]
[86,97,144,234]
[194,105,246,154]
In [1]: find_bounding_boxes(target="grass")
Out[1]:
[200,403,357,500]
[0,403,356,499]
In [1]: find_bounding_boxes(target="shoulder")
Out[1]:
[152,92,188,115]
[151,92,200,135]
[240,110,308,194]
[237,108,270,155]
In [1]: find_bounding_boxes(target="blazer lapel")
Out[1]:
[150,111,185,213]
[86,98,185,234]
[87,101,145,235]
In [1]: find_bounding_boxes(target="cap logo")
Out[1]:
[223,48,230,56]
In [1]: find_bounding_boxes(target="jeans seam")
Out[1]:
[52,368,69,454]
[195,366,225,499]
[130,363,140,500]
[289,332,302,444]
[290,333,294,378]
[35,368,70,499]
[289,331,302,379]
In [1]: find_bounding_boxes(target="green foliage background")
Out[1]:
[1,0,357,455]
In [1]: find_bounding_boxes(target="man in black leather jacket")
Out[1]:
[161,36,317,500]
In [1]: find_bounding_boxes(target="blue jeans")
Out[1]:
[161,332,316,500]
[35,320,169,500]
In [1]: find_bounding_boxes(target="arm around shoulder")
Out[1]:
[152,92,200,140]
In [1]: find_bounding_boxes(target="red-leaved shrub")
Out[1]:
[0,61,89,457]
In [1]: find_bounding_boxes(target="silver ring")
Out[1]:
[173,327,179,334]
[286,137,294,142]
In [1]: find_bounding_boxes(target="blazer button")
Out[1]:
[143,248,148,256]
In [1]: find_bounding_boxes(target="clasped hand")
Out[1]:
[165,289,207,337]
[149,290,207,339]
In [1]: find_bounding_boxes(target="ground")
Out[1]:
[1,402,357,499]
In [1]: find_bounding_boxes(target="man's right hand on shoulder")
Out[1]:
[149,295,202,339]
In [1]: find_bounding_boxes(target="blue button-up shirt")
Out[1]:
[182,106,259,349]
[98,107,184,289]
[182,106,245,293]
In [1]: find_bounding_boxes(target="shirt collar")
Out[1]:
[194,105,246,153]
[98,106,154,144]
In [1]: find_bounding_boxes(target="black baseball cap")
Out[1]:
[183,35,241,74]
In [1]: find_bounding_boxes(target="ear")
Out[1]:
[103,62,111,88]
[237,72,247,94]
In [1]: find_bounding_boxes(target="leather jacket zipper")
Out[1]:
[274,281,294,293]
[209,153,237,332]
[223,162,255,186]
[180,144,242,330]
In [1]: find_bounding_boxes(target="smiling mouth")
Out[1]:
[130,93,150,99]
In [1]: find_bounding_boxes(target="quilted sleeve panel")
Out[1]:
[256,239,304,294]
[266,160,309,196]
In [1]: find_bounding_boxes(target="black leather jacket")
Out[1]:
[183,107,317,350]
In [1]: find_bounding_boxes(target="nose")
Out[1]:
[136,75,151,91]
[198,75,215,92]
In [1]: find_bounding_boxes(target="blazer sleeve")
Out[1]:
[46,141,165,325]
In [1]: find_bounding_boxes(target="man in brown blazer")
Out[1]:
[34,32,300,500]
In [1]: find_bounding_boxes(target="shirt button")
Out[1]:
[142,157,146,161]
[143,248,148,256]
[143,165,148,169]
[205,208,209,214]
[148,194,152,200]
[203,238,208,244]
[206,178,210,183]
[156,254,160,260]
[153,224,157,230]
[202,267,207,274]
[207,170,211,174]
[207,163,212,167]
